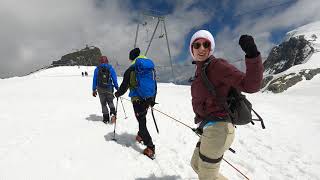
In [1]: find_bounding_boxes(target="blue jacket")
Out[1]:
[92,64,119,91]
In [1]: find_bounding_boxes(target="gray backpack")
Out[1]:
[201,60,265,128]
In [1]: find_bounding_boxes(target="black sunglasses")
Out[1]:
[192,41,210,49]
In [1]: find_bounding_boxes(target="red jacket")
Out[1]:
[191,55,263,124]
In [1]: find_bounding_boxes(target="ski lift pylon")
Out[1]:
[133,10,176,83]
[158,22,165,38]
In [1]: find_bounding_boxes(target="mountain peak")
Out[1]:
[262,21,320,93]
[52,46,102,67]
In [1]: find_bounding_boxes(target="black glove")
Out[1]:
[114,91,120,98]
[239,35,260,58]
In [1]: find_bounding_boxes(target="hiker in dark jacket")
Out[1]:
[114,47,156,159]
[189,30,263,180]
[92,56,119,124]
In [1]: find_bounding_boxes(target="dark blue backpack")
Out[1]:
[134,58,156,99]
[98,65,111,88]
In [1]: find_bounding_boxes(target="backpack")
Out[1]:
[134,58,157,99]
[201,60,265,129]
[97,66,111,88]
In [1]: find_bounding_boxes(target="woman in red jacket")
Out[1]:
[189,30,263,180]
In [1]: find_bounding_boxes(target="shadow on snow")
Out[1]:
[104,132,144,154]
[85,114,102,122]
[135,174,183,180]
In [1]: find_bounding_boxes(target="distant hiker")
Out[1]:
[85,71,88,76]
[92,56,119,124]
[114,47,157,159]
[189,30,263,180]
[82,72,84,77]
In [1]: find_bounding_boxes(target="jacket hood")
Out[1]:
[189,30,215,61]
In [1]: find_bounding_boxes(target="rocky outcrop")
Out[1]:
[261,33,320,93]
[261,76,273,89]
[263,35,314,75]
[52,45,102,66]
[263,68,320,93]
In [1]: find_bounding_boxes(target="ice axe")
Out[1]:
[120,97,128,119]
[151,107,159,134]
[112,97,119,141]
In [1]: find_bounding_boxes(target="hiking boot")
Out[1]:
[103,114,110,124]
[102,119,109,124]
[136,134,143,143]
[110,114,116,124]
[143,146,155,159]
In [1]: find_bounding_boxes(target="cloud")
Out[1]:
[0,0,213,78]
[1,0,319,78]
[129,0,214,65]
[0,0,100,77]
[213,0,320,71]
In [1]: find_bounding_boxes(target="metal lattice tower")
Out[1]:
[133,10,176,83]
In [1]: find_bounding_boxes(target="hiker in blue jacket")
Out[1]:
[92,56,119,124]
[115,48,156,159]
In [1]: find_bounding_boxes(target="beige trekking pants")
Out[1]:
[191,122,235,180]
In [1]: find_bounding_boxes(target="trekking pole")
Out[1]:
[112,97,119,141]
[120,97,128,119]
[223,158,250,180]
[150,107,159,134]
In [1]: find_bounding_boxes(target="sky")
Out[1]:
[1,0,320,78]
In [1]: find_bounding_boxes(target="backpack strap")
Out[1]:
[200,60,217,96]
[200,59,234,123]
[252,108,266,129]
[200,60,266,129]
[200,60,227,104]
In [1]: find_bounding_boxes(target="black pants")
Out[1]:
[132,101,154,148]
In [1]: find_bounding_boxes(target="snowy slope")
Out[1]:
[286,21,320,43]
[0,66,319,180]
